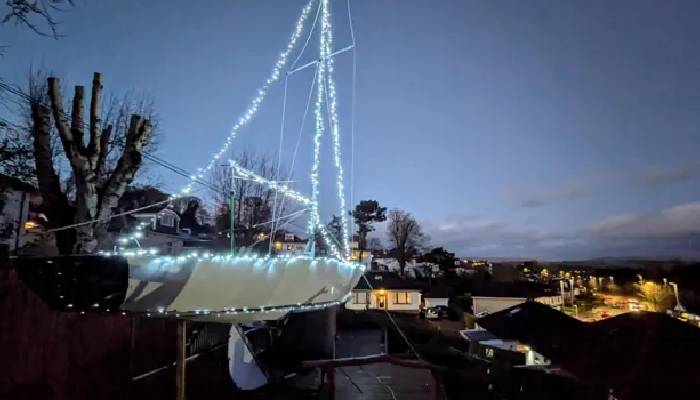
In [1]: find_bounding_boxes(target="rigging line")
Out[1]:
[269,74,290,254]
[321,53,349,257]
[273,63,319,239]
[286,44,355,76]
[290,0,322,70]
[348,0,357,237]
[360,273,423,361]
[252,208,309,228]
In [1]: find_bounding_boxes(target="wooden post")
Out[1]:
[175,319,187,400]
[432,370,443,400]
[325,367,335,400]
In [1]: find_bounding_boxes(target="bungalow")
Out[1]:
[469,283,563,318]
[346,271,424,312]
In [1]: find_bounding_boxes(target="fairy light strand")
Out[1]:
[178,0,317,198]
[321,0,350,259]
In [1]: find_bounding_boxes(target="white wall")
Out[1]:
[424,297,449,308]
[472,295,564,316]
[472,297,527,316]
[345,289,421,311]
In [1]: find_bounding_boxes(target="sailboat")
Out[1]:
[17,0,362,326]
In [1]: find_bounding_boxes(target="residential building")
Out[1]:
[346,271,424,312]
[132,205,181,235]
[273,231,307,256]
[469,283,563,318]
[0,174,42,254]
[460,329,549,367]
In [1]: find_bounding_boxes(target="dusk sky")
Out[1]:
[3,0,700,260]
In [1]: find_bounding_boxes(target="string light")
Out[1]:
[320,0,350,258]
[104,1,356,328]
[230,161,311,205]
[178,0,317,197]
[308,0,328,242]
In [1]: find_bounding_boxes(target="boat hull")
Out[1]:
[14,254,363,323]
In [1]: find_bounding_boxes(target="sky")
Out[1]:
[3,0,700,260]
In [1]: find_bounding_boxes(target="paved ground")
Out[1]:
[334,329,435,400]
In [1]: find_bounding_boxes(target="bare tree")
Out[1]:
[211,150,295,249]
[30,72,153,253]
[2,0,74,38]
[387,209,424,276]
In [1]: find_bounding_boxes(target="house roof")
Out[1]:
[0,174,36,192]
[478,302,700,400]
[459,329,497,342]
[354,271,426,291]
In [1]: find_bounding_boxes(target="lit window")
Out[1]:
[394,292,411,304]
[352,292,368,304]
[24,221,39,230]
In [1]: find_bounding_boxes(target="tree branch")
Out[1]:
[47,77,77,160]
[96,115,152,222]
[87,72,102,166]
[30,102,62,203]
[95,123,111,178]
[70,84,85,152]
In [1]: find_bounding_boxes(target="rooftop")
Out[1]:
[478,302,700,400]
[354,271,425,291]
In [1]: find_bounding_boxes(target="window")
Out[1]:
[160,214,175,227]
[285,233,295,241]
[394,292,412,304]
[352,292,368,304]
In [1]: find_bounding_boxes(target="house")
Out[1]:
[478,301,700,400]
[273,231,307,256]
[371,257,431,278]
[469,282,563,318]
[0,174,42,254]
[110,205,216,255]
[459,329,549,367]
[132,205,181,235]
[346,271,424,312]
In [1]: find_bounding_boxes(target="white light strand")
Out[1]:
[321,0,351,259]
[230,160,312,205]
[178,0,317,198]
[308,2,328,241]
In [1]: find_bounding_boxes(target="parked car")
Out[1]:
[425,306,449,319]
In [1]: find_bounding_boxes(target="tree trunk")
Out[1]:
[31,73,152,254]
[30,102,75,254]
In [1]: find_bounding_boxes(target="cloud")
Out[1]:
[642,165,697,186]
[589,202,700,239]
[517,185,587,208]
[424,216,580,257]
[418,203,700,260]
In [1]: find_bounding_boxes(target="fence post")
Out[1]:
[176,320,187,400]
